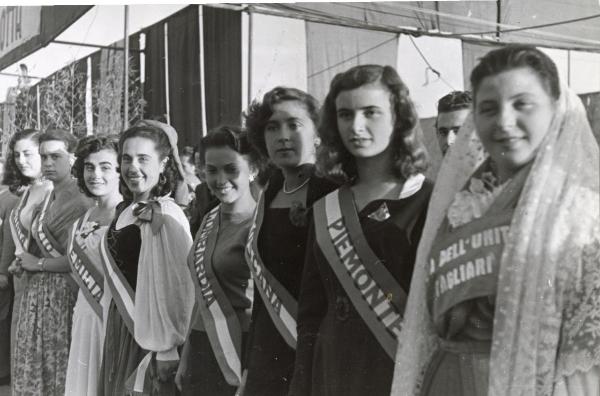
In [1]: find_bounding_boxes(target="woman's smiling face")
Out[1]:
[474,66,557,179]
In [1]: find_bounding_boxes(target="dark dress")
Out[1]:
[289,181,433,396]
[243,169,337,396]
[98,205,145,396]
[0,189,18,382]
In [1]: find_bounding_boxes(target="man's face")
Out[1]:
[436,108,470,155]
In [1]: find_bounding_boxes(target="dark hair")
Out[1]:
[470,44,560,101]
[3,129,41,194]
[200,125,268,185]
[39,129,79,153]
[180,146,194,165]
[118,122,182,202]
[72,135,120,198]
[437,90,472,113]
[245,86,320,158]
[318,64,428,182]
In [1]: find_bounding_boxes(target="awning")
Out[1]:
[0,6,91,71]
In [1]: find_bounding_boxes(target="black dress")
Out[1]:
[98,204,144,396]
[289,181,433,396]
[243,168,337,396]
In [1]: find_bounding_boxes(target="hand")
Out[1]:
[0,274,8,289]
[8,259,23,277]
[174,358,187,391]
[156,359,178,383]
[16,252,41,273]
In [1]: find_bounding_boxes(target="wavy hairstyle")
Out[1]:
[470,44,560,101]
[199,125,270,186]
[318,64,428,182]
[118,123,182,202]
[245,86,320,159]
[3,129,41,194]
[72,135,120,197]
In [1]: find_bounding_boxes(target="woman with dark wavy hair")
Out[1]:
[289,64,432,396]
[0,129,51,386]
[98,120,195,396]
[0,130,45,385]
[243,86,338,395]
[12,129,94,396]
[65,135,122,396]
[176,126,264,395]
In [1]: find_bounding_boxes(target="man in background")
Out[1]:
[436,90,472,155]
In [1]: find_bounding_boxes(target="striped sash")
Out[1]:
[32,193,64,258]
[245,191,298,349]
[9,189,31,254]
[313,187,408,359]
[99,232,135,334]
[189,205,244,386]
[100,228,153,395]
[67,214,105,319]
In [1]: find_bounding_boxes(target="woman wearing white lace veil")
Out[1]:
[391,44,600,396]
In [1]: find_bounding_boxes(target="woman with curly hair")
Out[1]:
[97,120,195,396]
[11,129,94,396]
[65,135,122,395]
[289,64,433,396]
[175,126,264,395]
[0,130,46,385]
[243,87,338,395]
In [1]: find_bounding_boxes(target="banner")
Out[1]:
[0,7,40,58]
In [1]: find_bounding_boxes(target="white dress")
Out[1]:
[65,212,110,396]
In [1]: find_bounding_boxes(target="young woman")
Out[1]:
[243,87,338,395]
[175,126,263,395]
[98,120,195,396]
[392,45,600,396]
[11,129,94,396]
[0,132,40,385]
[65,135,122,396]
[1,130,51,385]
[288,65,432,396]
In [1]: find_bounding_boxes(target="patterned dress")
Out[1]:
[12,180,92,396]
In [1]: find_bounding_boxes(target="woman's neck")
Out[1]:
[96,191,123,211]
[221,190,256,217]
[354,149,397,188]
[132,191,151,203]
[281,163,313,190]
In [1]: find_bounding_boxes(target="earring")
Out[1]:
[159,173,167,186]
[249,174,255,182]
[314,136,321,146]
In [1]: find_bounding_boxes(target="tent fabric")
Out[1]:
[167,5,203,148]
[250,13,308,101]
[203,6,242,130]
[306,21,398,102]
[143,20,167,124]
[254,2,600,52]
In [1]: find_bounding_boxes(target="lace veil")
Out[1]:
[391,84,600,395]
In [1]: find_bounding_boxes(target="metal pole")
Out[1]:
[198,5,207,136]
[123,5,130,131]
[36,85,41,129]
[164,23,171,125]
[247,11,253,106]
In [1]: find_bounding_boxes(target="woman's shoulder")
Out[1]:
[157,197,190,230]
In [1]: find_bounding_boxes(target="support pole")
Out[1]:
[36,85,40,129]
[123,5,130,131]
[164,23,171,125]
[198,6,207,136]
